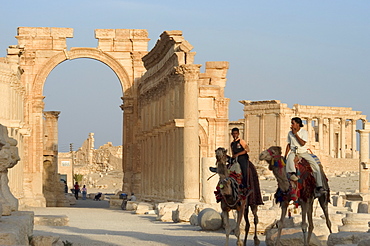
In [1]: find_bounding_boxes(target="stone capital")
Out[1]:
[174,64,201,78]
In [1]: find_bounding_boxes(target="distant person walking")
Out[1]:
[81,185,87,200]
[74,182,80,200]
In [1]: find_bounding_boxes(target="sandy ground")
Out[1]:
[30,200,264,246]
[29,173,361,246]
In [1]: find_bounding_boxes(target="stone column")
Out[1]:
[275,113,281,146]
[340,118,346,158]
[351,119,357,158]
[43,111,62,207]
[175,64,201,202]
[318,117,324,149]
[329,118,334,157]
[259,114,265,154]
[307,118,312,144]
[357,124,370,193]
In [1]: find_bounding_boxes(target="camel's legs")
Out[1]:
[250,205,260,246]
[243,204,250,246]
[235,202,246,246]
[222,210,230,246]
[306,199,314,245]
[276,201,288,245]
[319,194,332,233]
[301,201,309,245]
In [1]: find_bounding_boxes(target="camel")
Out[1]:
[215,147,262,246]
[259,146,332,246]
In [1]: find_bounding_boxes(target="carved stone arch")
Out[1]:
[32,48,132,97]
[199,124,208,158]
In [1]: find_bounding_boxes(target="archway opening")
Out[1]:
[44,58,123,149]
[43,58,124,192]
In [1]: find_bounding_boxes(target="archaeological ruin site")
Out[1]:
[1,27,370,245]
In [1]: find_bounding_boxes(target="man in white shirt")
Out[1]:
[284,117,325,195]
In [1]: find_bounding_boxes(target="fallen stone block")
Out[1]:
[126,201,138,211]
[30,235,63,246]
[172,203,197,222]
[197,208,222,231]
[156,202,179,222]
[265,228,322,246]
[339,213,370,232]
[327,231,370,246]
[135,202,154,214]
[34,215,69,226]
[0,211,34,245]
[109,198,122,208]
[190,213,198,226]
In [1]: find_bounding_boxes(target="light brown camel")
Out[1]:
[215,147,261,246]
[259,146,332,246]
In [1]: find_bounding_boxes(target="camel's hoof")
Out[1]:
[236,240,243,246]
[254,238,260,246]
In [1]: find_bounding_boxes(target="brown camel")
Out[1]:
[215,147,262,246]
[259,146,332,246]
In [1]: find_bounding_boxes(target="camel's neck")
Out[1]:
[270,162,290,192]
[217,159,228,178]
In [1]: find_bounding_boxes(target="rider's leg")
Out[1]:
[238,155,248,188]
[299,152,323,187]
[286,152,298,181]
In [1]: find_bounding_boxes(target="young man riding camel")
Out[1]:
[284,117,326,196]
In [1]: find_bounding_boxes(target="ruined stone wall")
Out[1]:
[0,54,27,202]
[133,31,230,202]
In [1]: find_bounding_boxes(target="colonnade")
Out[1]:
[302,117,361,159]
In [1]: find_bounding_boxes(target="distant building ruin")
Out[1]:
[236,100,368,175]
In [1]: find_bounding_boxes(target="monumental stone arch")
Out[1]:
[1,27,230,207]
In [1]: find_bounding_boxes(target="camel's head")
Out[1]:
[215,147,227,162]
[259,146,282,163]
[218,177,232,196]
[215,147,228,178]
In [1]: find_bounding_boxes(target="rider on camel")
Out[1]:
[284,117,326,196]
[230,127,250,191]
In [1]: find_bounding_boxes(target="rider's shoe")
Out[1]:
[289,173,299,181]
[209,167,217,173]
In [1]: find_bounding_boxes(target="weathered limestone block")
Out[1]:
[265,228,322,246]
[327,232,370,246]
[237,208,279,234]
[339,213,370,232]
[109,198,122,208]
[30,235,63,246]
[345,201,361,212]
[0,211,34,245]
[172,203,197,222]
[135,202,154,214]
[126,201,138,211]
[156,202,179,222]
[197,208,222,231]
[332,195,345,207]
[195,202,222,213]
[34,215,69,226]
[190,213,198,226]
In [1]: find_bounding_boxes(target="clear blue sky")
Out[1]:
[1,1,369,151]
